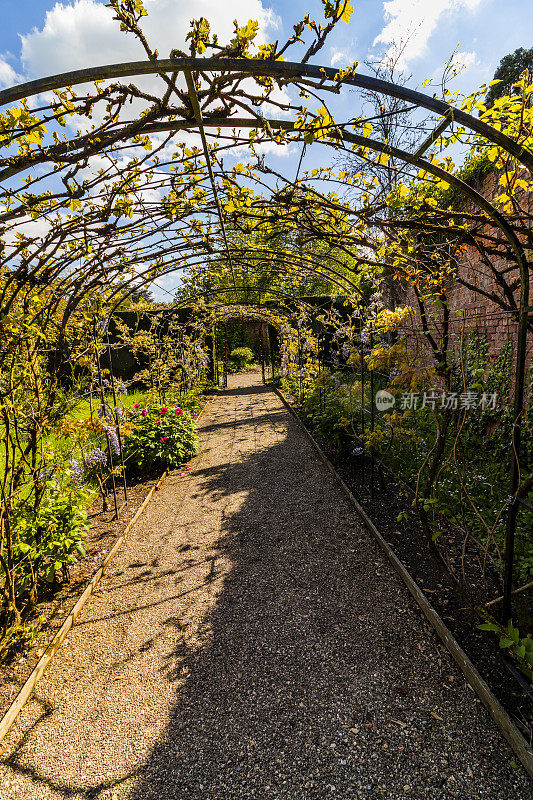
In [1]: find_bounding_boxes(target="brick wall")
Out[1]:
[388,170,533,399]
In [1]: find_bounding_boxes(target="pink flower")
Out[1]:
[160,407,168,415]
[192,413,198,419]
[133,404,140,409]
[160,436,167,443]
[141,409,148,416]
[175,407,183,416]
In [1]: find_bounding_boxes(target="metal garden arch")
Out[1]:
[1,56,531,620]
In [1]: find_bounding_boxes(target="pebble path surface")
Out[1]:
[0,373,530,799]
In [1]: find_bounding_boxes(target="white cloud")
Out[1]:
[451,49,477,71]
[374,0,485,69]
[330,48,357,67]
[20,0,279,76]
[0,56,23,88]
[16,1,287,138]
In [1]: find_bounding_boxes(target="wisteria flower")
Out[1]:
[103,425,121,455]
[38,467,56,483]
[84,448,108,468]
[98,404,113,420]
[69,458,84,486]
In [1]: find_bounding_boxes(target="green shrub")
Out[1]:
[11,481,89,596]
[124,403,199,472]
[229,347,254,370]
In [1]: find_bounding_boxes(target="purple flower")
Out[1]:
[116,380,127,395]
[38,467,56,483]
[98,404,113,420]
[69,458,84,486]
[84,448,108,468]
[103,425,121,455]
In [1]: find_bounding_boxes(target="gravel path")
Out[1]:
[0,373,530,799]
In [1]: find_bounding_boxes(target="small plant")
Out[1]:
[478,619,533,679]
[124,403,199,472]
[229,347,254,371]
[0,620,44,662]
[10,480,90,605]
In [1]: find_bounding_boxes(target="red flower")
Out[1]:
[133,404,140,410]
[160,407,168,415]
[160,435,167,443]
[175,407,183,415]
[141,409,148,416]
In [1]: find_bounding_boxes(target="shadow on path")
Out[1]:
[124,383,520,800]
[1,379,527,800]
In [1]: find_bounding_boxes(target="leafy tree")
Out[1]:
[485,47,533,108]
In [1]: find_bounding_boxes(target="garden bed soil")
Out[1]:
[0,476,158,721]
[287,399,533,747]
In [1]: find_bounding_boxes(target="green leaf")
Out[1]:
[478,622,500,632]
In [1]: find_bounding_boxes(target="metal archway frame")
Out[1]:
[1,57,531,173]
[1,57,531,620]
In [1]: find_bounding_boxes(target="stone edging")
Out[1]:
[273,386,533,780]
[0,400,209,748]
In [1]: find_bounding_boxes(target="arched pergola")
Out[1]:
[1,36,531,620]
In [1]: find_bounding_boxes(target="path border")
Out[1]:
[273,386,533,780]
[0,401,209,749]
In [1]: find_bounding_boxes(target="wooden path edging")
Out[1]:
[0,401,209,748]
[273,386,533,781]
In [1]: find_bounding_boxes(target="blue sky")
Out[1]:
[1,0,531,300]
[1,0,531,93]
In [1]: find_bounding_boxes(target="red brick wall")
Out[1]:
[390,170,533,399]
